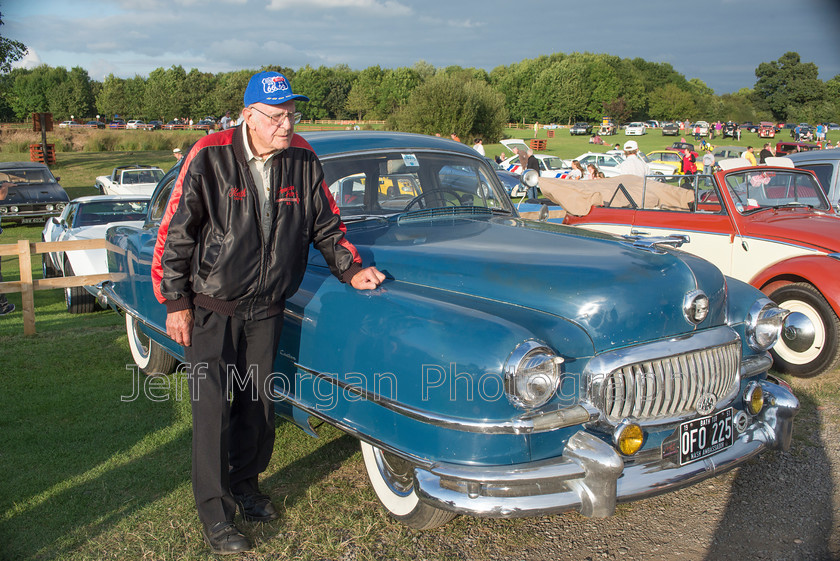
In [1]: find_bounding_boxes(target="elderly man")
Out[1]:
[616,140,650,177]
[153,71,384,554]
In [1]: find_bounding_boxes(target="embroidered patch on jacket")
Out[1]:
[229,187,247,201]
[263,75,290,94]
[277,185,300,205]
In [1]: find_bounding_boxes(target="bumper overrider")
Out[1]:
[413,378,798,519]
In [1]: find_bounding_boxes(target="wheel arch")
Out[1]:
[750,256,840,318]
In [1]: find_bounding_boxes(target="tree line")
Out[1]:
[0,51,837,144]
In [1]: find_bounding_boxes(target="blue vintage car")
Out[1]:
[101,131,799,530]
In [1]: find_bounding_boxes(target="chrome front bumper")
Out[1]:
[414,379,798,519]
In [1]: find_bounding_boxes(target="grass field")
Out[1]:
[0,129,828,560]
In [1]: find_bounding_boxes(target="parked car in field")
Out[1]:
[85,120,106,129]
[646,149,684,173]
[788,148,840,210]
[99,130,799,530]
[147,120,164,130]
[500,139,567,178]
[108,119,126,129]
[758,122,776,138]
[58,120,80,128]
[522,161,838,377]
[644,120,659,129]
[741,122,758,133]
[624,122,647,136]
[95,165,165,196]
[721,122,740,139]
[41,195,149,313]
[712,145,745,161]
[0,162,69,224]
[569,122,592,135]
[690,121,710,137]
[775,141,821,156]
[661,122,679,136]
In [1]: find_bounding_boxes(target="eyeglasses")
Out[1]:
[250,106,302,126]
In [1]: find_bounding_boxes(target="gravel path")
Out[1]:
[407,375,840,561]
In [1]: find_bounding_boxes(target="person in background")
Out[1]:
[616,140,649,177]
[567,159,584,180]
[173,148,183,162]
[702,149,715,175]
[472,138,485,156]
[0,180,14,315]
[759,143,774,164]
[154,71,384,555]
[514,146,540,199]
[584,163,599,180]
[219,110,233,130]
[743,146,757,166]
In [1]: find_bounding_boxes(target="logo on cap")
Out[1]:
[263,76,290,95]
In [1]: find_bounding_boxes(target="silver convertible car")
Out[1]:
[100,131,800,529]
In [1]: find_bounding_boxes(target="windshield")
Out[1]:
[723,170,831,213]
[323,150,514,218]
[74,200,149,227]
[0,168,55,184]
[122,169,164,184]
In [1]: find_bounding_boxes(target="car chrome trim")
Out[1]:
[585,327,742,426]
[288,363,596,434]
[412,379,797,518]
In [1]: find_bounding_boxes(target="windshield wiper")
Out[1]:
[341,215,393,223]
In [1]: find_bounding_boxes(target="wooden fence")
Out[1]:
[0,238,120,335]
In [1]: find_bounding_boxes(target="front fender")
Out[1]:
[749,254,840,318]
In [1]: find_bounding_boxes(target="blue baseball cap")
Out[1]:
[243,71,309,106]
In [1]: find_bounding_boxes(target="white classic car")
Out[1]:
[42,195,149,313]
[624,122,647,136]
[95,165,165,196]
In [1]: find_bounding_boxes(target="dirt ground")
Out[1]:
[405,373,840,561]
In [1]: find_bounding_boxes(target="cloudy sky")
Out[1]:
[4,0,840,94]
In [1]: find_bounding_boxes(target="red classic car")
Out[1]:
[758,122,776,138]
[518,162,840,377]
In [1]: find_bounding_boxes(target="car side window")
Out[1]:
[149,176,176,224]
[797,164,833,196]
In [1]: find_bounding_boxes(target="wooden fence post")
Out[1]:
[17,240,36,335]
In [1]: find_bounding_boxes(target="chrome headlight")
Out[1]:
[45,204,54,211]
[746,299,789,351]
[503,341,564,410]
[56,203,66,210]
[9,205,18,213]
[683,290,709,325]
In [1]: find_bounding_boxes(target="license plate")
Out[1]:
[679,408,733,465]
[21,217,46,224]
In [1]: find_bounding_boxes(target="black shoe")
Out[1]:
[234,492,279,522]
[201,521,252,555]
[0,300,14,316]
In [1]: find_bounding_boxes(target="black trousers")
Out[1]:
[185,307,283,527]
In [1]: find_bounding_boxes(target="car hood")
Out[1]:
[744,210,840,252]
[321,215,728,352]
[4,183,69,203]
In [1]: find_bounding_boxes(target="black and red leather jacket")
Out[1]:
[152,125,362,320]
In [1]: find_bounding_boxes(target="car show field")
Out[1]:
[1,130,840,560]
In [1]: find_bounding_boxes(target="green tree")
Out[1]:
[0,8,26,74]
[96,74,127,120]
[753,51,825,121]
[345,65,384,120]
[388,73,507,142]
[648,83,696,120]
[377,67,422,117]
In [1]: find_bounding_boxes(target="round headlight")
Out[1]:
[743,381,764,415]
[45,204,54,211]
[614,422,644,456]
[9,205,19,213]
[56,203,66,210]
[0,206,7,214]
[503,341,564,410]
[683,290,710,325]
[746,299,789,351]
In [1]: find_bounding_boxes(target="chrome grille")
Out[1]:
[601,341,740,422]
